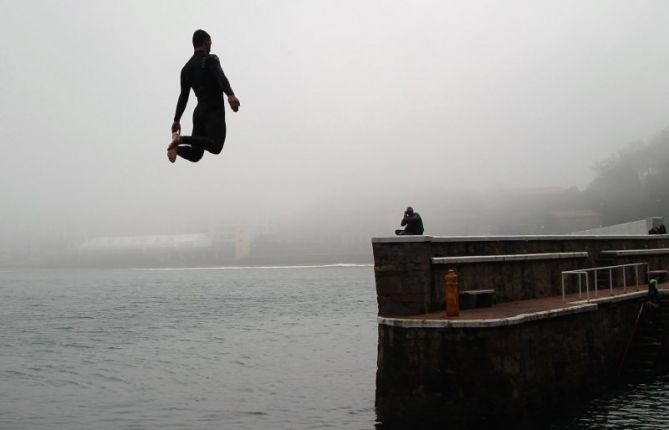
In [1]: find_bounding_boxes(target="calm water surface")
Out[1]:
[2,265,669,429]
[0,266,378,429]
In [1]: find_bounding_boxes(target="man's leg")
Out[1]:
[176,139,206,162]
[174,108,207,162]
[168,116,205,163]
[178,107,226,159]
[202,107,226,155]
[168,106,226,163]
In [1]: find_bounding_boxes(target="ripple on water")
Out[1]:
[551,376,669,429]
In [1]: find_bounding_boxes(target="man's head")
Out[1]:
[192,29,212,52]
[405,207,414,215]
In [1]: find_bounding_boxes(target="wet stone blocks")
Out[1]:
[375,299,641,428]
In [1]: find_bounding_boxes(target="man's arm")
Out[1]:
[172,69,190,133]
[208,55,240,112]
[403,213,420,225]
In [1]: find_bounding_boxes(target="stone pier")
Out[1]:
[373,234,669,428]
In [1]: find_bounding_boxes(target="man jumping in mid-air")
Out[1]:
[167,29,240,163]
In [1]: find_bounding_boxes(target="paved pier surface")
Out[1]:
[379,284,668,328]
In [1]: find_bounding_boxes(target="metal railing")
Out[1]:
[561,262,649,302]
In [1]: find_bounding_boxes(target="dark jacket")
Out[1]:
[401,212,424,235]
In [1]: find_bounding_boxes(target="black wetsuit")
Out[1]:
[174,51,235,162]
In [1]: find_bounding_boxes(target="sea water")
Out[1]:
[0,265,378,429]
[548,375,669,430]
[2,265,669,429]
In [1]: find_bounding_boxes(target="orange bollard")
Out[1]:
[445,269,459,317]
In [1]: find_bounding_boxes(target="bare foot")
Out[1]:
[167,132,182,150]
[167,132,181,163]
[167,147,177,163]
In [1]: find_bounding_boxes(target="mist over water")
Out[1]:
[4,1,669,264]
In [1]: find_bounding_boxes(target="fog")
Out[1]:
[2,1,669,266]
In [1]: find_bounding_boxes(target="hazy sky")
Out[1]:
[2,0,669,244]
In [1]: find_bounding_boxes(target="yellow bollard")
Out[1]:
[445,269,459,317]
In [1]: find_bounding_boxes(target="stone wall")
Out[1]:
[373,235,669,317]
[375,298,643,428]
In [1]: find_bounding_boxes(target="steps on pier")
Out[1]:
[620,299,669,380]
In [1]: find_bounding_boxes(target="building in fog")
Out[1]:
[77,230,250,267]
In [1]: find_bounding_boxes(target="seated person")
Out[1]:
[395,206,424,236]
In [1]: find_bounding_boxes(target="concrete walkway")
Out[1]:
[378,284,668,328]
